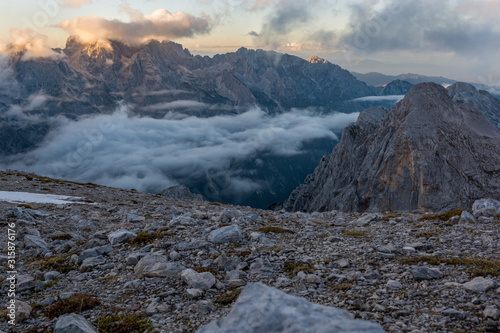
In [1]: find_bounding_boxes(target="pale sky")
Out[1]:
[0,0,499,84]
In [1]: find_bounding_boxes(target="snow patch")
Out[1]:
[0,191,86,204]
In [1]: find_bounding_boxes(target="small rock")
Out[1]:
[187,288,204,298]
[55,313,98,333]
[44,271,61,282]
[24,235,48,250]
[336,259,350,268]
[472,198,500,213]
[126,252,145,266]
[181,269,216,290]
[77,245,113,264]
[108,229,137,245]
[442,308,466,320]
[130,305,141,311]
[16,300,32,323]
[208,225,243,244]
[387,280,403,290]
[134,255,185,278]
[458,211,476,224]
[59,292,75,300]
[80,255,106,270]
[484,307,500,320]
[411,267,442,281]
[463,277,497,293]
[354,213,378,226]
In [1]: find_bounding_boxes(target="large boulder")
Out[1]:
[196,283,385,332]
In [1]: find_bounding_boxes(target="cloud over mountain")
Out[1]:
[0,29,64,60]
[58,7,212,45]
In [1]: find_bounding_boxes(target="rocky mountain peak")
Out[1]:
[284,82,500,213]
[308,55,328,64]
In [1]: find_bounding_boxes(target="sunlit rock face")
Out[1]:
[284,82,500,213]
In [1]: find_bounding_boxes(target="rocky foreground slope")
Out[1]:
[0,171,499,332]
[284,83,500,213]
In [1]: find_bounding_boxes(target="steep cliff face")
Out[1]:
[284,83,500,213]
[447,82,500,130]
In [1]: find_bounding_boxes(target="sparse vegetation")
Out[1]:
[401,256,500,277]
[341,229,369,237]
[96,314,153,333]
[17,203,34,209]
[216,289,242,305]
[257,226,295,234]
[46,294,100,319]
[418,209,464,221]
[415,231,438,239]
[283,262,314,276]
[193,267,218,275]
[332,283,354,291]
[32,254,77,274]
[129,231,165,246]
[51,233,73,241]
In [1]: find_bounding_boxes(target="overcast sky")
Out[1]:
[0,0,499,83]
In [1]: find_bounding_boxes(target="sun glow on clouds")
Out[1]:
[58,7,212,45]
[0,29,64,60]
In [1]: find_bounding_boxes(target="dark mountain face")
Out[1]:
[375,79,414,95]
[2,38,376,117]
[284,83,500,213]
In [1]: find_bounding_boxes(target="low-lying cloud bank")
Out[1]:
[352,95,404,102]
[1,105,358,199]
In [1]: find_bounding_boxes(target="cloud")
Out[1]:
[1,105,358,198]
[1,29,65,60]
[57,7,212,45]
[58,0,93,8]
[251,2,313,48]
[337,0,500,56]
[352,95,404,102]
[248,31,259,37]
[142,100,208,111]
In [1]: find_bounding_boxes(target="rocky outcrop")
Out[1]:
[161,185,204,201]
[284,83,500,212]
[447,82,500,130]
[197,283,385,332]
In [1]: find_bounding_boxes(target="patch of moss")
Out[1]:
[96,314,153,333]
[44,280,58,288]
[17,203,34,209]
[401,255,500,277]
[193,267,218,275]
[415,231,438,239]
[257,226,295,234]
[129,231,164,246]
[283,262,314,276]
[51,233,73,241]
[418,209,464,221]
[332,283,354,291]
[32,254,77,274]
[46,293,100,319]
[216,288,242,305]
[380,212,399,221]
[341,229,369,237]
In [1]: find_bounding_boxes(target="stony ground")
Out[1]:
[0,171,499,333]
